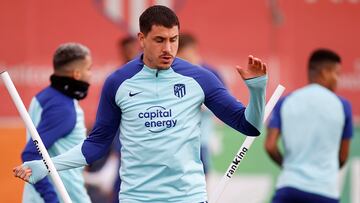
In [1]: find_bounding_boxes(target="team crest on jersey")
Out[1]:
[93,0,186,34]
[174,84,186,98]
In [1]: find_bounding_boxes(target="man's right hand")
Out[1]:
[13,160,48,184]
[13,165,32,182]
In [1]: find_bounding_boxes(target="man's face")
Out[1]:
[123,41,140,62]
[177,44,201,65]
[138,25,179,69]
[322,63,340,92]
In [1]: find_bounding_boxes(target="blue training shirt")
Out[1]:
[79,55,266,202]
[22,87,91,203]
[268,84,353,199]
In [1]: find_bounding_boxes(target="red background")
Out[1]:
[1,0,359,124]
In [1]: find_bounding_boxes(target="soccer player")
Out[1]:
[265,49,353,203]
[177,33,225,179]
[20,43,92,202]
[14,5,268,202]
[117,35,140,63]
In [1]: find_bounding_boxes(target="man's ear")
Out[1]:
[320,67,331,80]
[138,32,145,48]
[73,69,81,80]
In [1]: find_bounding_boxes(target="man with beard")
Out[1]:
[14,5,268,203]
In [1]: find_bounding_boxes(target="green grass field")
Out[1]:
[211,124,360,203]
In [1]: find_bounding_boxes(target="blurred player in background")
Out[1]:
[20,43,92,203]
[177,33,225,180]
[14,5,268,202]
[265,49,353,203]
[117,35,139,64]
[177,33,224,84]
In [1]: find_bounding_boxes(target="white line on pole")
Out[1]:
[1,71,72,203]
[352,158,360,203]
[210,84,285,203]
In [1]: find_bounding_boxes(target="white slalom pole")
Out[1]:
[210,84,285,203]
[1,71,72,203]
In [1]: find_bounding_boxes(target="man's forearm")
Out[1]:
[269,149,283,167]
[244,75,268,131]
[23,143,88,184]
[52,144,88,171]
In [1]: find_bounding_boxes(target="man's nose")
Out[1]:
[162,41,171,53]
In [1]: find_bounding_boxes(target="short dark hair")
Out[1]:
[308,48,341,79]
[139,5,180,36]
[53,43,90,70]
[178,33,197,52]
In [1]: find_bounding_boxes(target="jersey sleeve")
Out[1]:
[339,97,353,140]
[267,97,286,130]
[201,63,226,86]
[21,99,76,161]
[81,74,122,164]
[33,178,60,203]
[198,69,267,136]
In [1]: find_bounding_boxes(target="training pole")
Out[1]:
[210,84,285,203]
[1,71,72,203]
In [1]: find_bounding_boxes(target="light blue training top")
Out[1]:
[268,84,353,199]
[29,55,267,203]
[22,87,91,203]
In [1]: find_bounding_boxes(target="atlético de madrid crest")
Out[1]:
[174,84,186,98]
[93,0,186,34]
